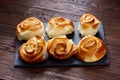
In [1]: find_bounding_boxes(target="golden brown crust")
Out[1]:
[46,16,74,38]
[78,14,100,37]
[80,14,100,29]
[49,16,74,29]
[16,17,44,41]
[47,35,76,60]
[76,35,106,62]
[18,36,46,63]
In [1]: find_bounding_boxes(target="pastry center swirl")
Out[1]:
[25,43,36,54]
[19,17,41,31]
[51,39,72,57]
[52,17,70,26]
[25,42,42,55]
[23,19,37,27]
[80,14,100,29]
[54,43,67,56]
[58,17,65,22]
[80,37,100,52]
[84,15,94,22]
[84,39,97,50]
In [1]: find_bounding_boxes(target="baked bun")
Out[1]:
[46,16,74,38]
[78,14,100,37]
[76,35,106,62]
[47,35,76,60]
[18,36,46,63]
[16,17,44,41]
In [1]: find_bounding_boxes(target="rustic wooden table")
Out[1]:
[0,0,120,80]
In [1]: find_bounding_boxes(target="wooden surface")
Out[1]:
[0,0,120,80]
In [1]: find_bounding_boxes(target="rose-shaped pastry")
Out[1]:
[78,14,100,37]
[16,17,44,41]
[46,16,74,38]
[47,35,76,60]
[18,36,46,63]
[76,35,106,62]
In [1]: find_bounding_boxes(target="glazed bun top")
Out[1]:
[78,14,100,36]
[16,17,44,41]
[46,16,74,38]
[18,36,47,63]
[76,35,106,62]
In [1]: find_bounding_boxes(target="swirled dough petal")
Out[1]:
[18,36,46,63]
[16,17,45,41]
[47,35,76,60]
[46,17,74,38]
[76,35,106,62]
[78,14,100,37]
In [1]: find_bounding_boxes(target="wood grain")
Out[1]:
[0,0,120,80]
